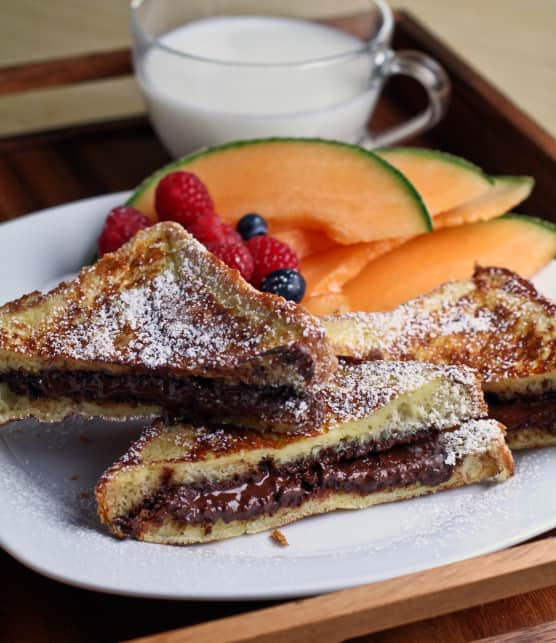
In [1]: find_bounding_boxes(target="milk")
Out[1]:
[135,16,380,155]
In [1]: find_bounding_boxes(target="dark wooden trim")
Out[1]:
[0,48,132,96]
[0,11,555,643]
[473,619,556,642]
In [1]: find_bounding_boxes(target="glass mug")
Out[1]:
[130,0,450,157]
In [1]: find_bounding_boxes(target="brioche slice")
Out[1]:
[0,222,336,429]
[323,266,556,449]
[97,416,512,545]
[96,360,507,544]
[0,351,485,435]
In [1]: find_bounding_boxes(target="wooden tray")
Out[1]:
[1,11,555,643]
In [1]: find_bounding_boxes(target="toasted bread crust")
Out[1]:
[97,425,513,544]
[0,222,336,387]
[323,266,556,398]
[96,388,500,537]
[0,359,486,435]
[507,426,556,450]
[0,383,160,426]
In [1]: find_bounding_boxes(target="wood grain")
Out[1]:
[473,620,556,642]
[0,116,169,224]
[123,538,556,643]
[391,11,556,220]
[2,0,555,138]
[0,48,131,96]
[358,585,556,642]
[0,11,555,643]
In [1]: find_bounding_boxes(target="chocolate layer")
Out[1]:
[115,434,453,536]
[0,369,320,430]
[488,394,556,434]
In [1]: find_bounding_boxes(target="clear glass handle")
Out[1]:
[362,49,451,149]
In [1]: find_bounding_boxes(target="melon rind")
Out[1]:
[375,147,494,215]
[435,176,534,228]
[128,138,432,244]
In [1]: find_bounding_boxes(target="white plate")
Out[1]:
[0,194,555,601]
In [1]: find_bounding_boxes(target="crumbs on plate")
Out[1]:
[270,529,289,547]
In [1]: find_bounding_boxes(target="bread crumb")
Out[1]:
[79,491,91,499]
[79,435,91,444]
[70,474,79,481]
[270,529,289,547]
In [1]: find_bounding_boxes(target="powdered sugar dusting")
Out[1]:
[316,360,480,426]
[440,419,504,465]
[52,267,272,371]
[0,416,554,598]
[1,224,326,381]
[324,267,556,385]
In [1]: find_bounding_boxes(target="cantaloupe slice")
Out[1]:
[128,138,431,244]
[271,227,336,259]
[376,147,493,215]
[303,293,350,316]
[280,174,532,296]
[342,215,556,312]
[302,238,408,296]
[435,176,534,228]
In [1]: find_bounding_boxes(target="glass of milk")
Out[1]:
[130,0,450,157]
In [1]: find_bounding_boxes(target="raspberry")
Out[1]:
[208,241,254,282]
[187,212,225,246]
[221,223,243,244]
[97,206,151,256]
[188,212,241,247]
[155,171,214,227]
[246,235,300,288]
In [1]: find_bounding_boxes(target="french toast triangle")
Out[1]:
[96,360,513,545]
[323,266,556,450]
[0,222,336,429]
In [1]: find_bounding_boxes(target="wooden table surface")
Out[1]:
[0,116,554,643]
[0,0,555,138]
[2,539,556,643]
[1,4,556,642]
[2,533,556,643]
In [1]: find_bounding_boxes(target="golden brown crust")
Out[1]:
[270,529,289,546]
[0,383,161,426]
[506,427,556,450]
[95,360,486,485]
[323,266,556,396]
[0,358,485,435]
[98,430,513,545]
[0,222,336,388]
[96,414,509,540]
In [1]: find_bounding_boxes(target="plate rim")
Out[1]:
[0,192,555,601]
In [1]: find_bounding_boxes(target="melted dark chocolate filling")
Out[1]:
[0,369,317,428]
[115,434,453,536]
[487,393,556,434]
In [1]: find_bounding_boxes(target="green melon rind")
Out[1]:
[127,137,433,233]
[375,147,495,186]
[491,175,534,196]
[501,213,556,236]
[494,175,534,185]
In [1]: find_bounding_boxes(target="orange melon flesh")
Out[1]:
[129,139,431,244]
[435,176,534,228]
[342,216,556,312]
[302,238,408,297]
[303,293,350,316]
[376,148,493,215]
[272,227,336,259]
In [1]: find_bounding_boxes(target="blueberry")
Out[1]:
[260,269,306,303]
[237,213,268,240]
